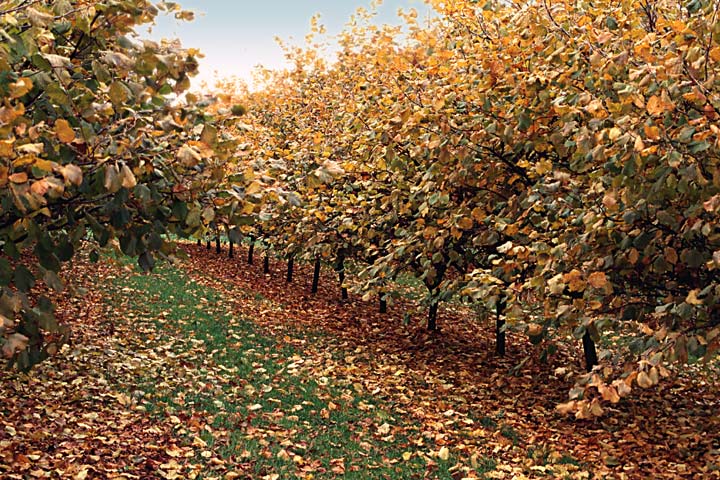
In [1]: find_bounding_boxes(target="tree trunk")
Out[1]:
[196,238,201,247]
[215,236,221,254]
[311,257,321,294]
[428,301,439,331]
[263,253,270,274]
[286,255,294,283]
[496,297,506,356]
[206,238,211,250]
[379,294,387,314]
[247,237,255,265]
[582,329,598,372]
[229,240,234,258]
[337,254,348,300]
[339,269,348,300]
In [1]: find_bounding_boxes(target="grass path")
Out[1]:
[108,263,458,479]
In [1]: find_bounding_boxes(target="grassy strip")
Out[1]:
[104,263,464,479]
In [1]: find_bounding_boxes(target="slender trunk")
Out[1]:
[263,253,270,274]
[582,329,598,372]
[247,237,255,265]
[196,238,201,247]
[379,294,387,313]
[337,254,348,300]
[206,238,211,250]
[311,257,321,294]
[339,269,348,300]
[286,255,294,283]
[496,297,506,356]
[428,301,439,331]
[229,240,234,258]
[215,236,221,254]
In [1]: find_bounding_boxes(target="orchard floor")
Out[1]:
[1,243,718,479]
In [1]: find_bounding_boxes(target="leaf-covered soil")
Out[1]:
[1,244,719,479]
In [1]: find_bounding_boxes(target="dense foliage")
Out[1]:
[214,0,720,416]
[0,0,235,370]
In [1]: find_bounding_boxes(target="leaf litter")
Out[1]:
[1,245,718,479]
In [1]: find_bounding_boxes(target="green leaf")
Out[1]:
[14,265,35,293]
[0,258,12,286]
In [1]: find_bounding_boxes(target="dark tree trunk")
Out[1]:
[582,329,598,372]
[286,255,294,283]
[379,294,387,314]
[229,240,234,258]
[215,236,221,254]
[496,297,506,356]
[247,237,255,265]
[428,301,439,331]
[206,238,211,250]
[311,257,321,294]
[196,238,201,247]
[336,254,348,300]
[339,269,348,300]
[263,253,270,274]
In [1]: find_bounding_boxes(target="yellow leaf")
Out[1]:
[646,95,663,115]
[0,139,14,157]
[711,46,720,62]
[686,289,703,305]
[599,384,620,403]
[608,127,622,141]
[9,78,32,99]
[634,135,645,152]
[644,125,660,140]
[35,159,55,172]
[246,180,263,195]
[120,164,137,188]
[555,400,577,415]
[55,119,75,143]
[535,159,553,175]
[636,371,653,388]
[437,446,450,461]
[73,466,89,480]
[457,217,473,230]
[548,274,566,295]
[471,206,485,221]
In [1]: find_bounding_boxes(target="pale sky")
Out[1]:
[143,0,433,89]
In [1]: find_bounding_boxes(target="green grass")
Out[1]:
[103,262,460,479]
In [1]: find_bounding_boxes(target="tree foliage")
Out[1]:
[0,0,234,370]
[212,0,720,416]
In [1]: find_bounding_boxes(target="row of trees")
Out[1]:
[202,0,720,417]
[0,0,236,369]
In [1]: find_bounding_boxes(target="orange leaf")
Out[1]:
[9,172,27,183]
[55,119,75,143]
[588,272,608,289]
